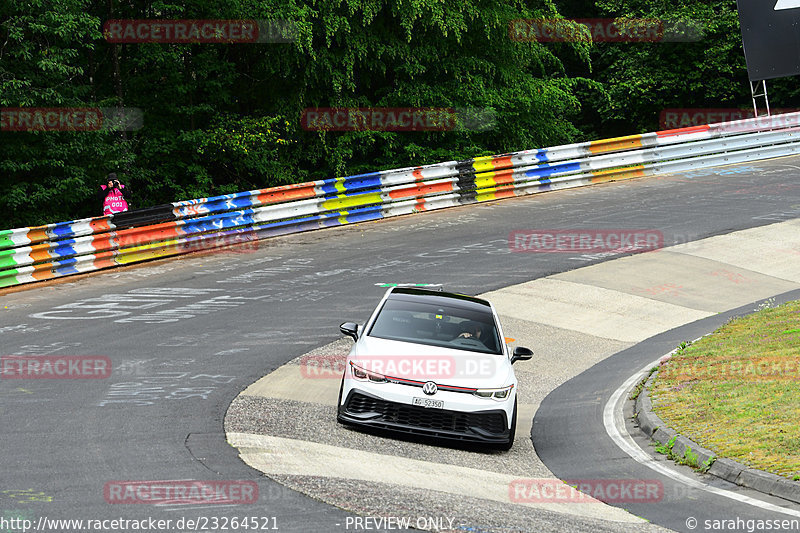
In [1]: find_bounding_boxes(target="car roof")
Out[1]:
[386,287,493,313]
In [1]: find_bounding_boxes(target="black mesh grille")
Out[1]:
[345,392,506,436]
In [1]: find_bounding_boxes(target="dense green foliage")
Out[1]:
[0,0,795,228]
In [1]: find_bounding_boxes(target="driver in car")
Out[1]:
[457,321,484,340]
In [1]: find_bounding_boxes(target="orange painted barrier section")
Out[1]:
[588,135,644,154]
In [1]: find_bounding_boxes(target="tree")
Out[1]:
[0,0,111,226]
[1,0,595,229]
[584,0,799,135]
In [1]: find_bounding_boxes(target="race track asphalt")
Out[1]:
[2,157,800,532]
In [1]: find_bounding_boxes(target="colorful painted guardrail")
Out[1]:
[2,112,800,288]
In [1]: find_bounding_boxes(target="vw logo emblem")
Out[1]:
[422,381,438,395]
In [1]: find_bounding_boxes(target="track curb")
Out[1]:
[634,360,800,505]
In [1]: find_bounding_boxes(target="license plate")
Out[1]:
[412,397,444,409]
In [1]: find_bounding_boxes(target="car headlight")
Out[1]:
[350,361,387,383]
[473,385,513,401]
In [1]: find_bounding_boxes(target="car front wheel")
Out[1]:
[336,378,345,424]
[498,398,517,451]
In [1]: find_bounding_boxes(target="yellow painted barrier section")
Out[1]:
[476,181,520,202]
[471,156,496,173]
[589,135,644,154]
[476,190,500,202]
[474,167,520,188]
[116,238,183,264]
[322,192,382,211]
[590,165,648,184]
[474,174,500,189]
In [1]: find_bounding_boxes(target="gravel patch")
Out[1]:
[226,396,551,477]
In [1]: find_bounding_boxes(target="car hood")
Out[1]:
[351,335,514,388]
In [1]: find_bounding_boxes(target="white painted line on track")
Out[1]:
[604,359,800,518]
[229,432,645,524]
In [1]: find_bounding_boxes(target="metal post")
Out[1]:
[750,80,771,117]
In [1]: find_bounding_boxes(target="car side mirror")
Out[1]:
[340,322,359,341]
[511,346,533,364]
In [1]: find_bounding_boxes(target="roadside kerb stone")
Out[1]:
[708,458,745,484]
[737,469,785,495]
[668,436,715,471]
[768,476,800,502]
[635,373,659,438]
[635,361,800,505]
[634,375,677,453]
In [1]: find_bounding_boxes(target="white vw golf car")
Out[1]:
[337,287,532,450]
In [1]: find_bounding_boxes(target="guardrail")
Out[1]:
[3,112,800,289]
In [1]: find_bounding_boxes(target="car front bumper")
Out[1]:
[337,389,511,445]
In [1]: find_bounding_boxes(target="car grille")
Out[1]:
[345,392,506,436]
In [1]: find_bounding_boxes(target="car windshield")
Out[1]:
[367,298,503,354]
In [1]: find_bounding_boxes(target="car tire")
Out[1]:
[499,398,517,451]
[336,378,345,424]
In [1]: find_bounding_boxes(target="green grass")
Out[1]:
[650,300,800,479]
[629,366,658,401]
[652,436,716,473]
